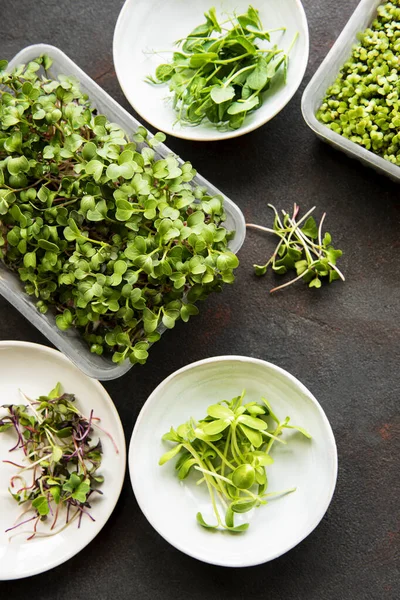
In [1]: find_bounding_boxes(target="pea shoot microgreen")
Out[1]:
[146,5,297,130]
[247,204,345,292]
[0,383,115,540]
[0,56,239,365]
[159,391,311,532]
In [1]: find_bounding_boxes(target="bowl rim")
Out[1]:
[129,354,338,567]
[113,0,310,141]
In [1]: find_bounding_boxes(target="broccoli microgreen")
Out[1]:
[0,56,239,364]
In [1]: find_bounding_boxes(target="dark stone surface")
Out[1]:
[0,0,399,598]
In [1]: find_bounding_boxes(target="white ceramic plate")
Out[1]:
[0,341,126,580]
[113,0,309,141]
[129,356,337,567]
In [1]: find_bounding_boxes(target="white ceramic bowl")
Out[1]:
[0,341,126,580]
[129,356,337,567]
[113,0,309,141]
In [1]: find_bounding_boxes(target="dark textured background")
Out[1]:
[0,0,399,598]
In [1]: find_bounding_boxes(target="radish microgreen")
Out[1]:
[0,383,116,540]
[247,204,345,292]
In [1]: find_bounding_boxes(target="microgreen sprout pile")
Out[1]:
[317,1,400,165]
[0,56,238,365]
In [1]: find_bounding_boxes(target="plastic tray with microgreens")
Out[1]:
[0,46,245,380]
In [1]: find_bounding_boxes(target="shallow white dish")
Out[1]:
[129,355,337,567]
[0,341,126,580]
[113,0,309,141]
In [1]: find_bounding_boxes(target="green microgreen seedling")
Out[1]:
[247,204,345,292]
[159,391,310,532]
[317,2,400,165]
[0,383,116,540]
[146,5,297,130]
[0,56,239,364]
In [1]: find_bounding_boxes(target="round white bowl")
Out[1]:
[0,341,126,580]
[113,0,309,141]
[129,356,337,567]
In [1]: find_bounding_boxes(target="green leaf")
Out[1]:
[106,162,135,180]
[7,156,30,176]
[282,424,312,439]
[85,159,104,182]
[216,252,239,271]
[251,451,274,466]
[326,247,342,264]
[55,427,72,438]
[72,479,91,503]
[210,85,236,104]
[261,397,280,424]
[237,414,267,431]
[23,251,36,269]
[178,457,197,480]
[196,512,218,529]
[180,303,199,322]
[49,486,61,504]
[162,427,181,443]
[38,239,59,252]
[309,277,322,289]
[159,443,183,465]
[247,57,270,90]
[227,97,259,115]
[189,52,219,68]
[231,499,256,513]
[233,35,257,54]
[329,269,340,283]
[33,109,46,120]
[207,404,234,420]
[155,63,175,82]
[32,495,50,516]
[0,422,13,432]
[239,424,263,447]
[201,419,230,435]
[82,141,97,161]
[48,382,61,399]
[301,217,318,239]
[62,472,81,494]
[52,446,63,463]
[225,506,234,528]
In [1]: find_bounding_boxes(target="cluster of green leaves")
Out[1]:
[0,56,239,364]
[160,390,310,532]
[0,383,108,539]
[317,2,400,165]
[146,5,295,130]
[248,204,344,292]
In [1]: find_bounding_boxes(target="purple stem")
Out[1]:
[74,411,93,442]
[5,515,37,533]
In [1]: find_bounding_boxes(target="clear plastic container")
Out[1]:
[1,44,246,380]
[301,0,400,182]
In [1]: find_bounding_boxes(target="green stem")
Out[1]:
[205,439,236,470]
[183,444,223,526]
[214,52,251,65]
[225,64,256,86]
